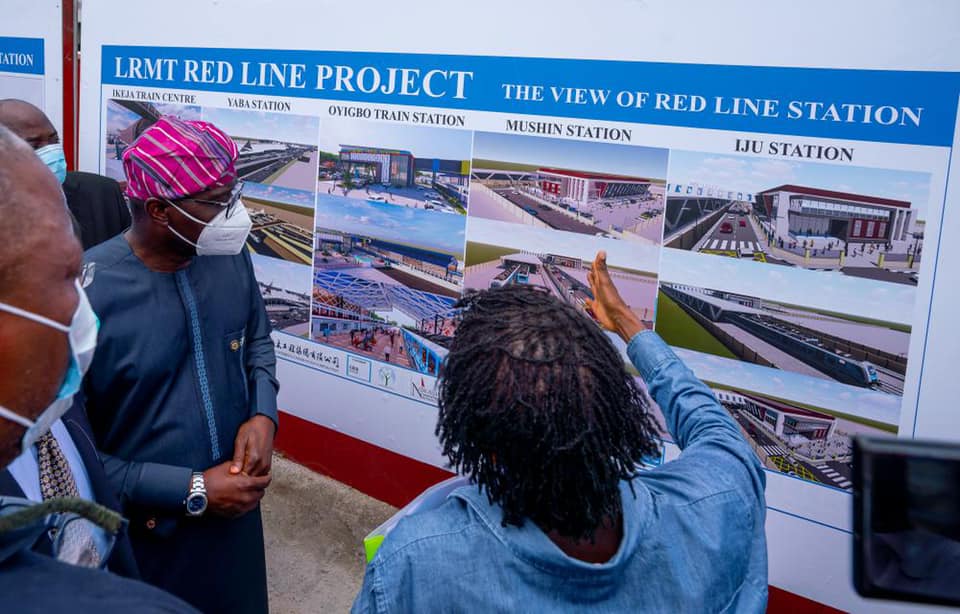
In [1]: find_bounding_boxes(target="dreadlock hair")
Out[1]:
[437,283,662,541]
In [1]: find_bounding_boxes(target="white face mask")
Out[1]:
[167,199,253,256]
[0,281,98,453]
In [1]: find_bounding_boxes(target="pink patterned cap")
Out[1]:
[122,116,239,200]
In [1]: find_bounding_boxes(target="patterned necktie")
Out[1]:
[35,431,101,568]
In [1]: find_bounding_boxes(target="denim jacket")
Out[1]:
[352,331,767,613]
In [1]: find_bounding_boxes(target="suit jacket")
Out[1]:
[0,402,140,579]
[0,550,198,613]
[62,171,131,250]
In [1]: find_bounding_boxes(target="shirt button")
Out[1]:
[146,518,157,530]
[230,340,240,351]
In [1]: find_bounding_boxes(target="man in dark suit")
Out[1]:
[63,171,132,250]
[0,123,197,612]
[0,99,131,249]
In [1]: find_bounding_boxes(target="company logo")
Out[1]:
[275,338,342,372]
[377,366,398,389]
[347,356,372,382]
[410,376,439,403]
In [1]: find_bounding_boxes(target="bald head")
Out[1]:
[0,99,58,149]
[0,124,82,470]
[0,124,74,298]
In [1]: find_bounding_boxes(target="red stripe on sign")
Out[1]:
[274,411,453,508]
[768,586,847,613]
[61,0,77,170]
[276,410,847,613]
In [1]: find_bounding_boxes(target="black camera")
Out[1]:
[853,436,960,607]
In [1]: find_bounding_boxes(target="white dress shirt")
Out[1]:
[6,419,109,560]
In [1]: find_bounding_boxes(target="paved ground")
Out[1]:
[317,329,413,369]
[771,312,910,355]
[318,180,461,214]
[470,188,602,236]
[271,150,319,192]
[575,186,665,242]
[263,454,396,614]
[715,321,831,380]
[840,266,918,285]
[697,212,762,255]
[468,183,526,224]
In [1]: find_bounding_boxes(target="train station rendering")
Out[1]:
[310,262,459,376]
[469,167,665,242]
[469,132,668,243]
[319,144,470,213]
[756,184,915,244]
[536,168,653,210]
[310,224,464,375]
[663,148,930,285]
[711,388,879,491]
[339,145,416,187]
[658,283,908,395]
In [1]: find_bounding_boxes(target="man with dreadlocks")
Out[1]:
[352,251,767,613]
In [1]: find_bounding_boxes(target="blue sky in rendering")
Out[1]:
[467,217,660,272]
[106,101,138,133]
[154,103,201,121]
[672,347,902,427]
[251,253,312,295]
[107,100,200,133]
[660,248,915,325]
[472,131,669,180]
[202,107,319,145]
[315,194,466,255]
[668,150,933,220]
[317,119,473,160]
[243,182,316,209]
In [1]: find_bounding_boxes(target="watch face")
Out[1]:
[186,493,207,515]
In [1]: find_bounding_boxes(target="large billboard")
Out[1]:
[78,2,960,610]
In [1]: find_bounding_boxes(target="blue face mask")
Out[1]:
[35,143,67,184]
[0,282,99,453]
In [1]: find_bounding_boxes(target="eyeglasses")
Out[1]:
[184,181,245,219]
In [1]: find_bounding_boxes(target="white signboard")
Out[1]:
[78,1,960,610]
[0,0,64,136]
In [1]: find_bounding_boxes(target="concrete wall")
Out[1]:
[665,206,729,250]
[474,183,553,230]
[667,292,777,369]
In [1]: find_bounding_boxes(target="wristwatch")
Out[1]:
[185,472,208,517]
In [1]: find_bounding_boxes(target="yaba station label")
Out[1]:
[0,37,44,75]
[101,45,960,146]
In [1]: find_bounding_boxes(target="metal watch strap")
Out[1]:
[185,471,207,517]
[190,472,205,494]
